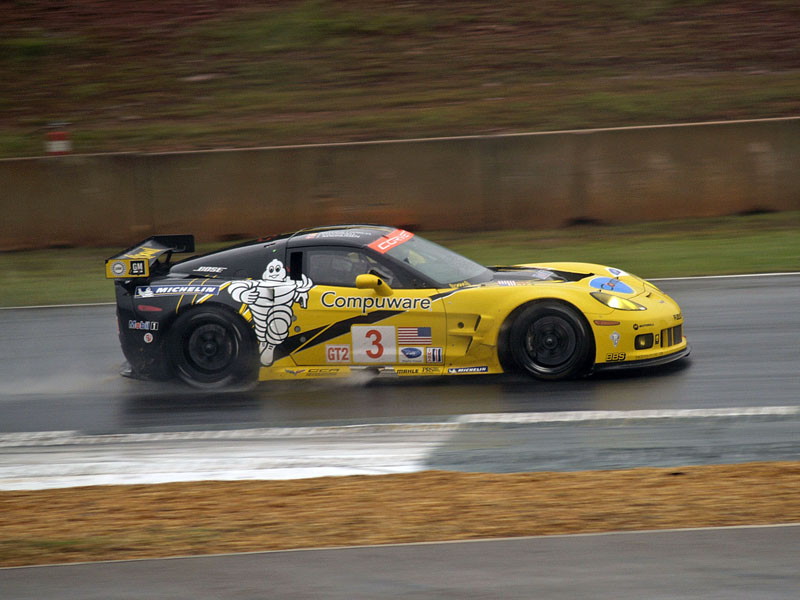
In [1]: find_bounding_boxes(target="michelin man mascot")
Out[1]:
[228,259,313,366]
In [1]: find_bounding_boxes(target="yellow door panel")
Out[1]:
[290,285,447,369]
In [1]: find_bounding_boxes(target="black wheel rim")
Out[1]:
[185,323,235,373]
[525,315,578,370]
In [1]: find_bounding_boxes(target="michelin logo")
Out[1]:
[228,259,313,367]
[448,366,489,374]
[135,285,221,298]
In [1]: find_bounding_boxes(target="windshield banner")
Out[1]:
[368,229,414,254]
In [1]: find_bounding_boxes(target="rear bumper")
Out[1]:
[593,344,691,373]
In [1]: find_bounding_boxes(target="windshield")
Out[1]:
[382,233,493,286]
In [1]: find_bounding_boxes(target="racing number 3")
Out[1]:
[352,325,396,363]
[365,329,383,359]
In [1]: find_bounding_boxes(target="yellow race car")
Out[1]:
[106,225,689,387]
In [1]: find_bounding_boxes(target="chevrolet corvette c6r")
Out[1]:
[105,226,689,387]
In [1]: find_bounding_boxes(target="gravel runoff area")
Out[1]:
[1,462,799,567]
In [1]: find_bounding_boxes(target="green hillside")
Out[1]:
[2,0,799,157]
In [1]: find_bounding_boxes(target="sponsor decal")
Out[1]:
[608,267,629,277]
[610,331,621,347]
[107,259,147,278]
[396,367,423,375]
[128,320,159,331]
[397,326,432,345]
[306,368,341,377]
[136,284,221,298]
[448,366,489,374]
[320,291,432,314]
[285,369,306,376]
[195,266,227,273]
[326,344,351,363]
[352,325,396,363]
[305,230,370,240]
[229,259,313,367]
[368,229,414,254]
[124,247,161,260]
[396,366,441,375]
[129,260,146,276]
[110,261,126,276]
[590,277,634,295]
[674,313,683,321]
[426,347,443,363]
[143,333,154,344]
[399,347,424,363]
[606,352,626,362]
[495,280,518,287]
[633,323,654,330]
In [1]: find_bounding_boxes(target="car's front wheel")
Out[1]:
[509,301,593,381]
[167,306,259,388]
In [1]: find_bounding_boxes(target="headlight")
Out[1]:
[591,291,647,311]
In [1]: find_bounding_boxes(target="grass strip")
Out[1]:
[1,213,798,308]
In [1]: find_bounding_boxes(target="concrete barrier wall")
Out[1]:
[2,117,798,250]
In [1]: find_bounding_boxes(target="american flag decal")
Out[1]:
[397,326,432,345]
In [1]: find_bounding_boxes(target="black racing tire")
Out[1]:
[167,306,259,388]
[509,301,594,381]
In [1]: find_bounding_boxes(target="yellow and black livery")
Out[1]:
[106,225,689,387]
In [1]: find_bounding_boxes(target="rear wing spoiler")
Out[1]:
[105,234,195,279]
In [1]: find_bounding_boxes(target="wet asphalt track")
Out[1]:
[1,274,799,598]
[1,274,799,433]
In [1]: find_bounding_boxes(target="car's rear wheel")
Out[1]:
[167,306,258,388]
[509,301,593,381]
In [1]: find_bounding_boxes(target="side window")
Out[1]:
[289,251,303,281]
[302,248,402,288]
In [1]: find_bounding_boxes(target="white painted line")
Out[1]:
[457,406,800,424]
[2,406,796,449]
[652,272,800,282]
[185,522,800,558]
[0,423,463,448]
[0,302,114,311]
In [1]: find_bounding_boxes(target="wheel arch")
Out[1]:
[162,298,257,345]
[173,298,253,326]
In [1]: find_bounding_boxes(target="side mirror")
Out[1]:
[355,274,393,297]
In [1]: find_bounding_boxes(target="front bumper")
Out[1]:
[589,279,688,370]
[593,344,691,372]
